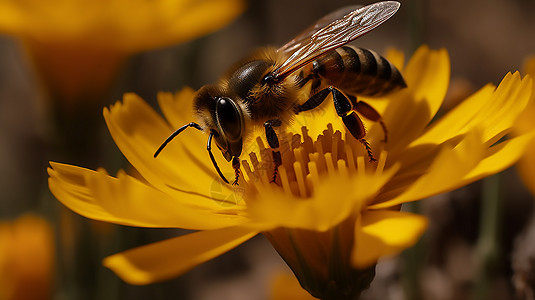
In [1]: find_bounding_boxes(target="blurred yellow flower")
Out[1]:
[48,46,533,298]
[0,0,245,102]
[516,55,535,195]
[0,214,55,300]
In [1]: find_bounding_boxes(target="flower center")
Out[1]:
[241,124,387,198]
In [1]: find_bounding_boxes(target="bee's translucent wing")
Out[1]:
[278,5,362,54]
[273,1,400,79]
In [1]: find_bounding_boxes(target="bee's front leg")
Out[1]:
[231,156,240,185]
[264,119,282,183]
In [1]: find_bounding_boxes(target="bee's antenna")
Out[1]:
[154,123,229,184]
[154,122,203,158]
[207,130,230,184]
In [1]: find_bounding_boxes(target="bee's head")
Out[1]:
[194,86,244,161]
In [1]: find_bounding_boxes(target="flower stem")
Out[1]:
[408,0,425,52]
[473,174,502,300]
[401,201,424,300]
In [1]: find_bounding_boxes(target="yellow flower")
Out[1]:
[0,214,55,300]
[0,0,245,102]
[516,55,535,195]
[48,46,533,298]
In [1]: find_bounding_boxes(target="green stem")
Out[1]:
[408,0,425,52]
[402,201,424,300]
[473,174,502,300]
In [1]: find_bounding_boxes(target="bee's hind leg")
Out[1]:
[296,87,377,162]
[352,98,388,143]
[264,119,283,183]
[331,88,377,162]
[342,112,377,162]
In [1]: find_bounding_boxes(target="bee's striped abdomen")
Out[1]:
[312,46,406,97]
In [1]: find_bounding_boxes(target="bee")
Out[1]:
[154,1,406,185]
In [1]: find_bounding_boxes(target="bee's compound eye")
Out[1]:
[215,97,242,141]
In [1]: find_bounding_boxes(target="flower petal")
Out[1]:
[413,72,532,146]
[384,48,405,71]
[352,210,428,268]
[461,131,535,185]
[381,46,450,151]
[48,162,246,229]
[371,129,485,209]
[404,46,450,117]
[373,129,535,209]
[103,226,258,285]
[372,73,533,209]
[248,167,397,231]
[157,88,199,130]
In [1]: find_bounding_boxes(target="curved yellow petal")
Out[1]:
[48,162,245,229]
[374,128,535,209]
[372,74,533,209]
[103,226,258,285]
[352,210,428,268]
[413,72,532,146]
[157,88,199,130]
[404,46,450,117]
[372,129,485,209]
[384,48,405,71]
[104,93,235,196]
[462,132,535,185]
[381,46,450,151]
[48,164,127,225]
[248,167,396,231]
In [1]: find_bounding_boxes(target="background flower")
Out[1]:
[0,0,245,103]
[0,214,55,300]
